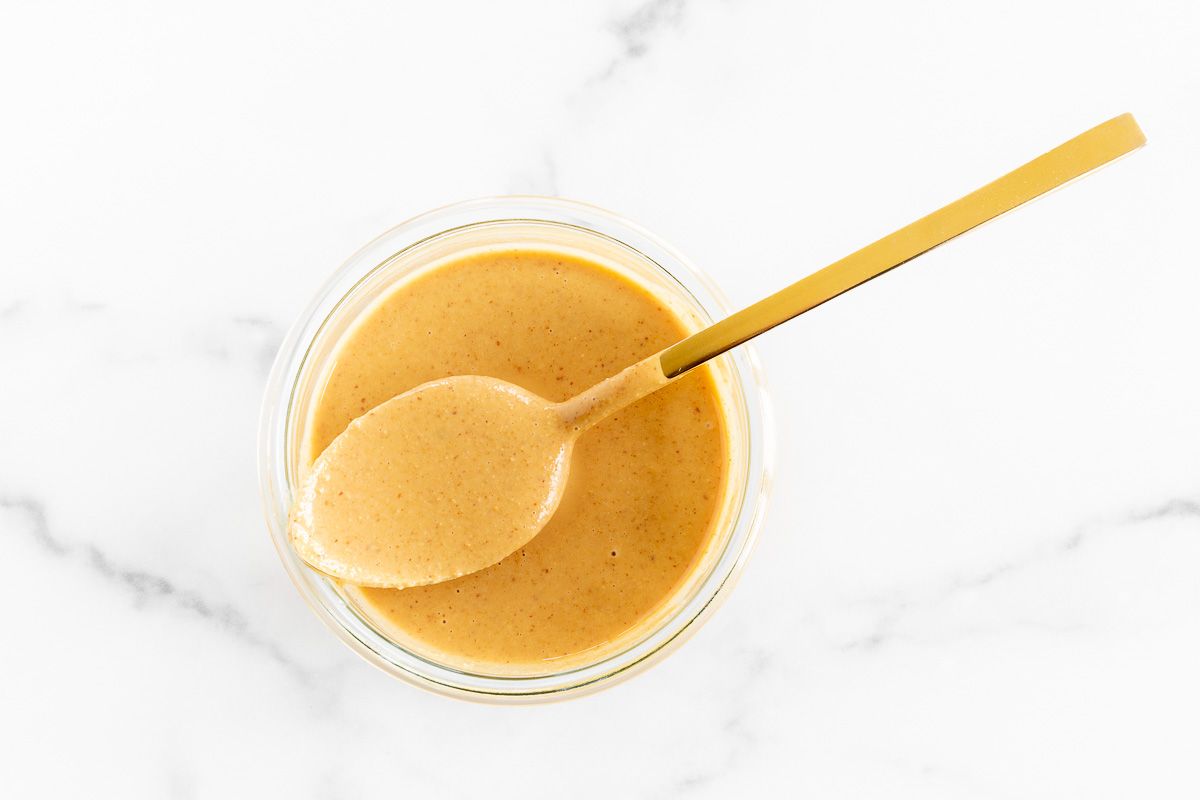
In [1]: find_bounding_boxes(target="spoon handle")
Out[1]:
[658,113,1146,379]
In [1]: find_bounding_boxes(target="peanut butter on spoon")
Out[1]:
[290,114,1144,589]
[289,358,669,588]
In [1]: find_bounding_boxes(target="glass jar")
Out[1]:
[258,197,773,702]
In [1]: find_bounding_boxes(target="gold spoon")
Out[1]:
[290,114,1145,589]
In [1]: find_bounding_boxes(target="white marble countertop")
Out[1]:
[3,1,1198,797]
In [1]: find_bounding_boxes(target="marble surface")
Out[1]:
[2,1,1198,797]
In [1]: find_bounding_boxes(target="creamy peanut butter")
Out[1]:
[301,247,731,670]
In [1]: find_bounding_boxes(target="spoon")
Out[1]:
[290,113,1145,589]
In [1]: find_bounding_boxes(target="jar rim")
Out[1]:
[257,196,774,702]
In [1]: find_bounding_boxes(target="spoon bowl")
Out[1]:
[289,376,572,588]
